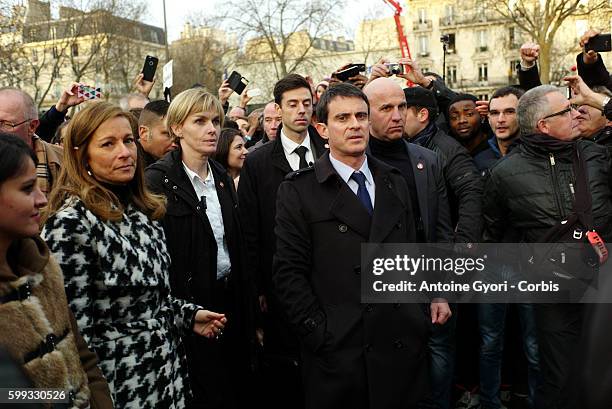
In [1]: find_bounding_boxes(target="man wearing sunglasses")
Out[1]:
[482,85,612,409]
[0,87,63,197]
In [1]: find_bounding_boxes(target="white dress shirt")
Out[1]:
[280,129,315,171]
[329,153,376,208]
[182,161,231,279]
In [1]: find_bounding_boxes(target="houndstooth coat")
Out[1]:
[42,197,201,409]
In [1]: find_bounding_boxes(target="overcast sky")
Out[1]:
[144,0,395,42]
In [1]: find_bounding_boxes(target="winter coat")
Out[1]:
[482,135,612,243]
[0,236,113,409]
[42,198,200,409]
[272,153,430,409]
[415,126,483,242]
[145,150,256,408]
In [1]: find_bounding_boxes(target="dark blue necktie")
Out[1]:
[350,171,373,215]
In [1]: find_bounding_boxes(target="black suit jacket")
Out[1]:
[404,141,453,243]
[238,125,327,298]
[272,152,430,409]
[417,128,483,243]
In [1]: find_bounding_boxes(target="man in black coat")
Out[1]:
[402,85,483,409]
[363,77,453,244]
[483,85,612,409]
[273,83,451,409]
[403,86,482,244]
[237,74,327,407]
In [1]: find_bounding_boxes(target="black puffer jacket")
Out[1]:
[592,126,612,157]
[415,125,483,242]
[483,135,612,243]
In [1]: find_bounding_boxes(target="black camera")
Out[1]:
[440,35,450,44]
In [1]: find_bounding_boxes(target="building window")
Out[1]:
[445,4,454,20]
[447,65,457,83]
[71,43,79,57]
[418,8,427,24]
[478,94,489,101]
[509,59,520,81]
[419,35,429,56]
[446,33,456,53]
[477,29,487,51]
[509,26,516,47]
[478,63,488,82]
[442,4,454,25]
[510,59,520,72]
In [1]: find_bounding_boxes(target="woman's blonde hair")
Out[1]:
[166,88,225,143]
[43,101,166,223]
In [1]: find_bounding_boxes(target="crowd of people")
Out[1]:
[1,26,612,409]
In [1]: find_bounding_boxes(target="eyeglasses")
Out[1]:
[541,105,578,120]
[0,118,32,131]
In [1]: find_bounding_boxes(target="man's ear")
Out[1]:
[419,108,430,124]
[536,119,548,135]
[275,103,282,116]
[29,118,40,137]
[314,122,329,140]
[138,125,149,142]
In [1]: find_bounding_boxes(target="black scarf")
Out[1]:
[521,133,576,152]
[413,121,437,146]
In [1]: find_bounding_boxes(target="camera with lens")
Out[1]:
[440,34,450,44]
[386,63,404,75]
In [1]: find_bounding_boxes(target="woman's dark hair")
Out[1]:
[0,133,37,186]
[214,128,243,170]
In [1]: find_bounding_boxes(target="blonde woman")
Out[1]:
[146,88,256,409]
[41,101,226,408]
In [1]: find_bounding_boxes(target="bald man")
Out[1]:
[364,78,455,408]
[0,87,63,196]
[363,78,452,244]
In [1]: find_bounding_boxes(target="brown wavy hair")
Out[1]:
[43,101,166,223]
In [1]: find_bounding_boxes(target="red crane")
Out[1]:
[383,0,412,59]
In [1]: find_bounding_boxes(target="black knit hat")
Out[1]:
[404,86,438,118]
[404,86,436,108]
[448,93,478,115]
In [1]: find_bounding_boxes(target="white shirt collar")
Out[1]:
[328,153,373,186]
[280,128,311,156]
[182,161,213,184]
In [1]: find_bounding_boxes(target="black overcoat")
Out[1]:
[272,152,431,409]
[145,149,255,408]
